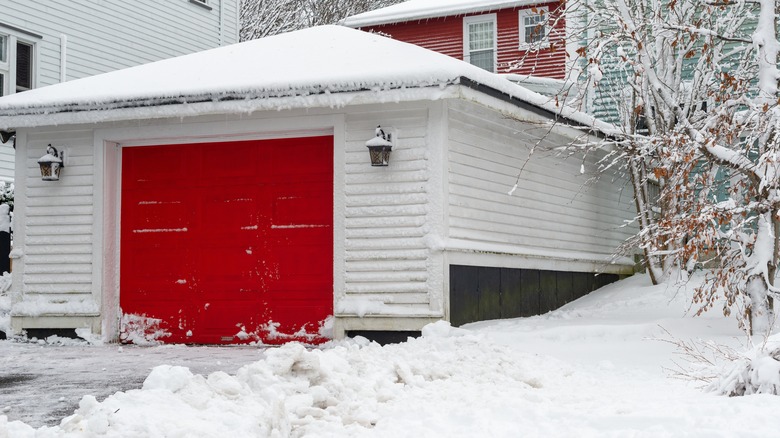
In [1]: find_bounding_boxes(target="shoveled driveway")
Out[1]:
[0,340,267,428]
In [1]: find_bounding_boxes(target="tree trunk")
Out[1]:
[628,155,664,284]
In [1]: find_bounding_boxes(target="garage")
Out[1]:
[119,136,334,344]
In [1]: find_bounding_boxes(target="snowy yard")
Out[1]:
[3,274,780,437]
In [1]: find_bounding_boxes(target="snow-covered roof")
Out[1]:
[341,0,540,27]
[0,25,611,135]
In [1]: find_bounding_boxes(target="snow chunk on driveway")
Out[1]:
[142,365,194,392]
[421,320,469,338]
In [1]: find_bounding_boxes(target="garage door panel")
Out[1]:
[201,189,264,232]
[121,136,333,344]
[122,146,193,190]
[275,248,331,277]
[272,199,331,228]
[199,142,265,183]
[267,137,332,179]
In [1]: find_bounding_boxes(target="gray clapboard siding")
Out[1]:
[1,0,238,85]
[446,99,635,266]
[342,107,431,311]
[0,0,239,182]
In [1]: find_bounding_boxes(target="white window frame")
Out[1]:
[188,0,212,10]
[0,34,8,97]
[519,7,550,50]
[463,14,497,73]
[0,26,39,97]
[14,39,35,93]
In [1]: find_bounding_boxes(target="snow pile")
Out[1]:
[0,272,12,335]
[2,326,555,437]
[119,314,170,346]
[6,274,780,436]
[711,335,780,396]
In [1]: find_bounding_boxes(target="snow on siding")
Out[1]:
[20,130,95,311]
[360,3,566,79]
[342,106,433,316]
[446,99,635,268]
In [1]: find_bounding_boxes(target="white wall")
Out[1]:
[10,128,99,332]
[340,103,444,329]
[10,102,445,338]
[8,96,637,339]
[445,98,636,274]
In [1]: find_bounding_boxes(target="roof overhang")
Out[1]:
[341,0,547,28]
[0,76,615,143]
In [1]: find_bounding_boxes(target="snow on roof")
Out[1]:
[0,25,613,136]
[341,0,539,27]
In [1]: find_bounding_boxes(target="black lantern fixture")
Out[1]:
[38,144,64,181]
[0,131,15,144]
[366,125,393,167]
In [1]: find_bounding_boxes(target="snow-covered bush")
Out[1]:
[712,338,780,396]
[661,328,780,396]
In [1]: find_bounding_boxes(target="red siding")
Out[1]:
[362,3,566,79]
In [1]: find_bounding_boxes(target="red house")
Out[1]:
[341,0,568,80]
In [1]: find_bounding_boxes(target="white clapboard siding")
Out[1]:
[0,144,14,182]
[22,130,94,299]
[343,107,432,311]
[446,99,636,266]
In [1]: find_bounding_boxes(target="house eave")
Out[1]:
[0,82,463,130]
[0,76,620,142]
[341,0,547,28]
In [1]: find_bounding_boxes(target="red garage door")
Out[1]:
[119,136,333,344]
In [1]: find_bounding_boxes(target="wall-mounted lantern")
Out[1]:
[0,131,15,145]
[366,125,393,167]
[38,144,64,181]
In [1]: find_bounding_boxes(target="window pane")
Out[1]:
[468,21,494,51]
[0,73,4,97]
[16,42,32,92]
[0,35,6,63]
[470,50,494,72]
[524,13,546,44]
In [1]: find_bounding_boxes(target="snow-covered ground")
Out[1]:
[3,273,780,437]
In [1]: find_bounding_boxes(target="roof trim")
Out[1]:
[0,76,613,140]
[456,76,605,137]
[0,79,463,119]
[341,0,545,28]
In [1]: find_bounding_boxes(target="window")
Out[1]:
[463,14,497,73]
[15,41,32,92]
[188,0,212,10]
[519,8,549,48]
[0,30,36,97]
[0,35,6,97]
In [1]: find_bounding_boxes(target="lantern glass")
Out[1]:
[39,161,62,181]
[38,145,63,181]
[368,145,392,166]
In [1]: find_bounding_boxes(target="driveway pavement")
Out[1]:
[0,340,267,428]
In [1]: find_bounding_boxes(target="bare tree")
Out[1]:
[566,0,780,335]
[240,0,403,41]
